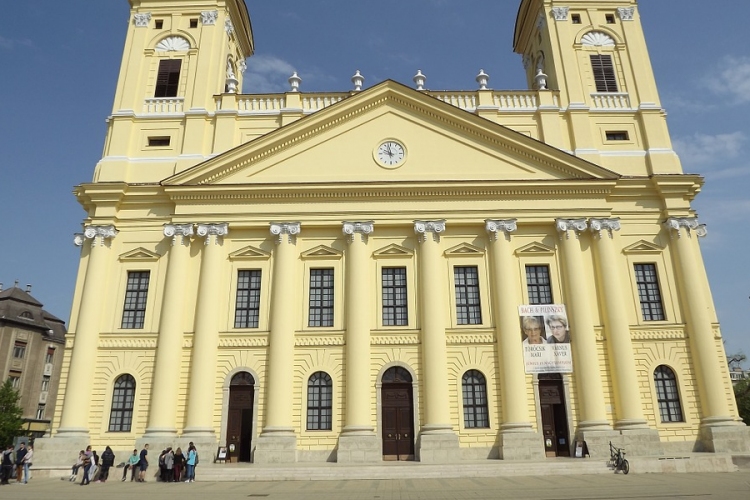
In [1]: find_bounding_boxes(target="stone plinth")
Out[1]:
[416,431,460,463]
[498,431,545,460]
[254,433,297,463]
[337,432,381,463]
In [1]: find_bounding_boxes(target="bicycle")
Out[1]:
[609,441,629,474]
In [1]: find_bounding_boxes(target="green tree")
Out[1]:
[735,378,750,426]
[0,379,24,447]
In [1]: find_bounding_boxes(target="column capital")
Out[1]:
[664,217,707,239]
[589,218,620,239]
[414,220,446,243]
[196,223,228,245]
[270,222,301,244]
[555,218,587,239]
[74,225,118,247]
[342,221,374,243]
[164,223,195,246]
[485,219,517,241]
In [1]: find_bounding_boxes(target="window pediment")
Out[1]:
[515,242,555,256]
[118,247,160,262]
[581,31,616,47]
[373,244,413,259]
[444,243,485,257]
[623,240,663,254]
[156,36,190,52]
[229,245,271,260]
[301,245,342,260]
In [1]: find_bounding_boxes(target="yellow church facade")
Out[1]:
[38,0,749,465]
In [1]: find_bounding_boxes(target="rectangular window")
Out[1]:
[9,372,21,389]
[526,265,553,305]
[154,19,164,29]
[147,136,171,147]
[45,347,55,364]
[234,270,262,328]
[12,341,26,359]
[154,59,182,98]
[605,13,616,24]
[189,18,198,28]
[382,267,408,326]
[571,14,581,24]
[121,271,150,329]
[454,266,482,325]
[606,131,629,141]
[36,404,46,420]
[41,376,50,392]
[634,264,665,321]
[308,269,334,327]
[590,54,618,93]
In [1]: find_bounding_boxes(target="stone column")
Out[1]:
[486,220,544,460]
[590,219,661,455]
[414,220,459,462]
[183,223,228,448]
[255,222,300,463]
[664,218,748,452]
[57,226,118,437]
[338,222,380,462]
[143,224,194,440]
[556,219,616,456]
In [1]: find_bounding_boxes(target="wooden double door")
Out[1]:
[226,372,255,462]
[381,382,415,461]
[539,377,570,457]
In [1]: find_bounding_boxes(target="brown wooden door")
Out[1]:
[228,373,255,462]
[539,378,570,457]
[382,384,415,461]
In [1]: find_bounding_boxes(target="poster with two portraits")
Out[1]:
[519,304,572,373]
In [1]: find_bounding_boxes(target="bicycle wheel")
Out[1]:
[621,459,629,475]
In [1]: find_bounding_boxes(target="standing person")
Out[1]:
[184,443,196,483]
[172,447,185,482]
[68,450,84,482]
[80,446,92,486]
[99,446,115,482]
[14,442,26,483]
[89,449,99,482]
[164,448,174,482]
[138,444,149,482]
[157,448,167,482]
[1,445,14,485]
[122,449,139,482]
[22,444,32,484]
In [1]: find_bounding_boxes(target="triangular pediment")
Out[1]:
[515,242,555,256]
[229,245,271,260]
[300,245,343,260]
[163,80,618,188]
[445,243,485,257]
[623,240,663,254]
[373,244,414,258]
[118,247,160,262]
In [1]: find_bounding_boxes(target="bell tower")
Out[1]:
[513,0,681,175]
[97,0,254,183]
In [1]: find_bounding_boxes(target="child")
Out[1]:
[67,450,84,482]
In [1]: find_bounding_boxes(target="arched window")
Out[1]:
[19,311,33,319]
[462,370,489,428]
[654,365,683,422]
[108,374,136,432]
[307,372,332,431]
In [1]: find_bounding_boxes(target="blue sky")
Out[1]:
[1,1,748,358]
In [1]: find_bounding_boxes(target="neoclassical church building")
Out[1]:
[38,0,750,465]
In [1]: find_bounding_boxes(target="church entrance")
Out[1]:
[227,372,255,462]
[381,367,415,461]
[539,375,570,457]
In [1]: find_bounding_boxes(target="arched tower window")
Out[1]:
[654,365,683,422]
[462,370,489,428]
[307,371,332,431]
[108,374,136,432]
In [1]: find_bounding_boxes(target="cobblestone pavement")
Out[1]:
[5,471,750,499]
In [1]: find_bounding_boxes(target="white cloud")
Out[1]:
[672,131,746,169]
[702,56,750,104]
[242,54,297,93]
[0,35,33,50]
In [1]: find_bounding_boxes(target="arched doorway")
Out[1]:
[538,373,570,457]
[227,371,255,462]
[381,366,415,461]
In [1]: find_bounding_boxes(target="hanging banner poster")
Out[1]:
[518,304,572,374]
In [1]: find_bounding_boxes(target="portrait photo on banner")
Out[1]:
[518,304,573,374]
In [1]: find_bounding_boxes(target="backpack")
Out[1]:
[194,452,199,465]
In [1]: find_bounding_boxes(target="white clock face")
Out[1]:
[376,141,405,167]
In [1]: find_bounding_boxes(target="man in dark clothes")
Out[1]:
[99,446,115,482]
[14,442,26,483]
[1,445,14,484]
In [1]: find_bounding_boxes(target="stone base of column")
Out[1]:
[416,427,459,463]
[254,429,297,464]
[575,428,620,459]
[337,428,381,463]
[497,430,545,460]
[698,422,750,453]
[617,427,663,456]
[32,435,90,467]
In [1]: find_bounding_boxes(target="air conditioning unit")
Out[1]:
[43,363,53,376]
[39,392,48,404]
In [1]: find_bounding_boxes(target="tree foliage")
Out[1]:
[0,379,24,447]
[734,378,750,426]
